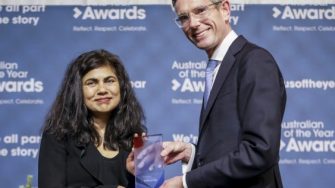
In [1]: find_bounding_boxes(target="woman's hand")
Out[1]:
[126,150,135,175]
[126,133,146,175]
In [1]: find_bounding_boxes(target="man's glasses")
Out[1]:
[174,1,222,28]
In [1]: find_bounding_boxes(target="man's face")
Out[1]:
[174,0,230,55]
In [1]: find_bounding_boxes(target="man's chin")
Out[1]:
[194,42,209,50]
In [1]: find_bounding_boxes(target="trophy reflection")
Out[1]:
[134,134,164,188]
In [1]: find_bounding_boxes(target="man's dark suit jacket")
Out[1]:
[186,36,286,188]
[38,133,134,188]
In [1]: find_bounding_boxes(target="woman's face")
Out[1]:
[82,65,121,116]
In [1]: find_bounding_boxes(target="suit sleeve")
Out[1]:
[38,133,67,187]
[186,47,286,187]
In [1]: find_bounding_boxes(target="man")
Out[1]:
[160,0,286,187]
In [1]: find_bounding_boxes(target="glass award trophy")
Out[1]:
[134,134,164,188]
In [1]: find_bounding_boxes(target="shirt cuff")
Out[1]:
[182,144,195,174]
[181,144,195,188]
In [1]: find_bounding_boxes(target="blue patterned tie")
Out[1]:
[204,59,218,107]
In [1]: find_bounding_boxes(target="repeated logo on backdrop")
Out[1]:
[170,60,206,105]
[72,6,147,32]
[0,5,45,26]
[280,120,335,165]
[272,5,335,32]
[0,61,44,105]
[269,4,335,167]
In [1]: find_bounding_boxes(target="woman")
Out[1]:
[38,49,146,188]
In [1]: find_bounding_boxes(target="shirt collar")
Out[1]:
[210,30,238,62]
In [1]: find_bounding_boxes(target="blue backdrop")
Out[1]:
[0,1,335,187]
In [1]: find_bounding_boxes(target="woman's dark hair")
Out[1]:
[42,49,146,151]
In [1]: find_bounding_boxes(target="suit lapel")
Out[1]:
[79,143,103,184]
[199,36,247,132]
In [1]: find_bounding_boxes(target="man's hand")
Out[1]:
[161,141,193,165]
[160,176,183,188]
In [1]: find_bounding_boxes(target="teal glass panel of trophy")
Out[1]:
[134,134,164,188]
